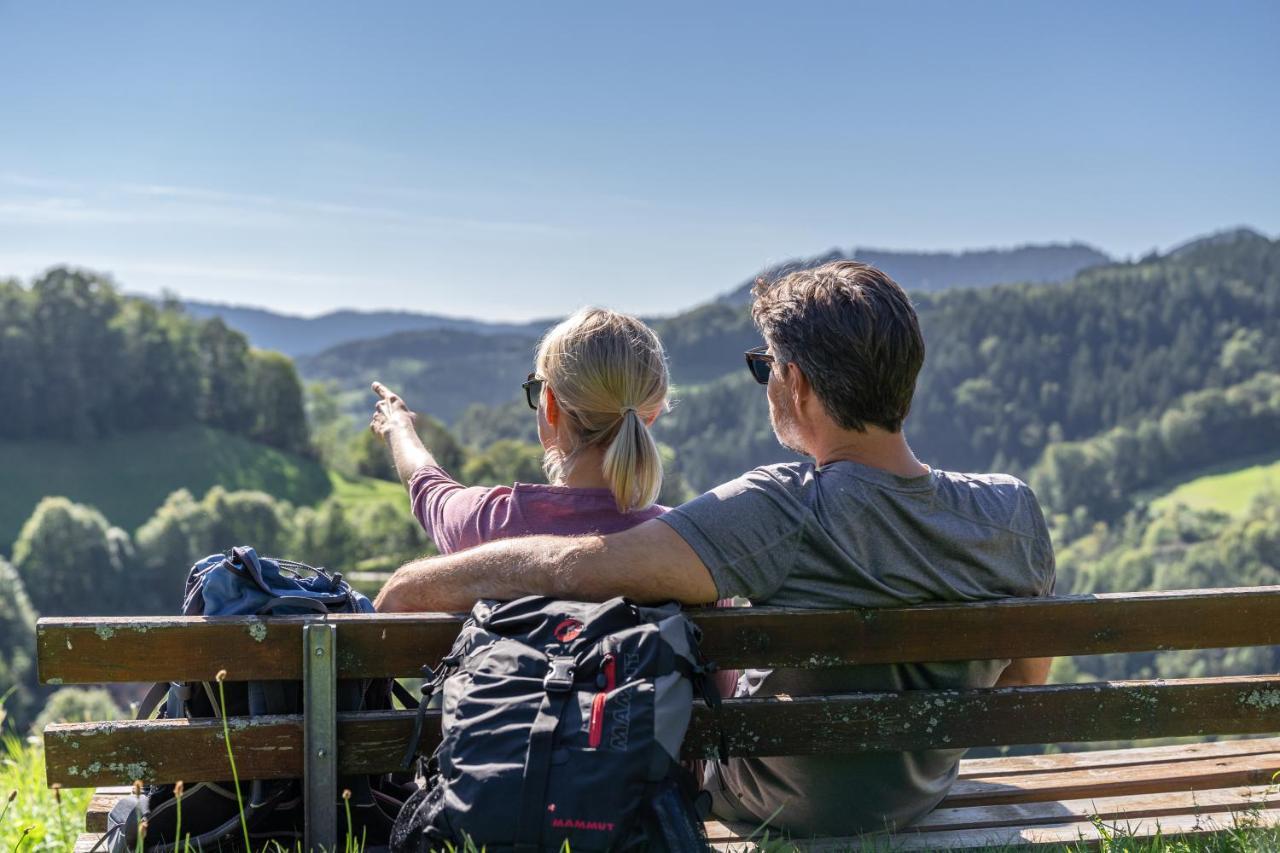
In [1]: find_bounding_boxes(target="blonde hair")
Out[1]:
[535,307,669,512]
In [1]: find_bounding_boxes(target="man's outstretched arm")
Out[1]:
[374,518,720,613]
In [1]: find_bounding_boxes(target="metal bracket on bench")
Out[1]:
[303,621,338,852]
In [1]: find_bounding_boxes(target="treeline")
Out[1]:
[1029,372,1280,525]
[909,232,1280,475]
[0,486,431,727]
[459,232,1280,495]
[1051,496,1280,686]
[308,384,696,508]
[0,268,310,453]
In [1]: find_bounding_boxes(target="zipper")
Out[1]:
[588,653,617,749]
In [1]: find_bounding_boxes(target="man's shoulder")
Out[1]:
[932,469,1050,541]
[934,469,1031,494]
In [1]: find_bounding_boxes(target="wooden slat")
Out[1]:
[710,808,1280,852]
[74,834,103,853]
[921,784,1280,832]
[44,675,1280,787]
[944,751,1280,808]
[705,785,1280,843]
[957,736,1280,778]
[37,586,1280,684]
[86,785,131,831]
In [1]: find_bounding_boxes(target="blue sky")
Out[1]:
[1,1,1276,320]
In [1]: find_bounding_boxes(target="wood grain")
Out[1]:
[45,675,1280,787]
[36,586,1280,684]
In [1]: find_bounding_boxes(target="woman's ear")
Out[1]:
[645,409,660,427]
[545,386,560,427]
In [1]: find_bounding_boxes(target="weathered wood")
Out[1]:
[45,675,1280,787]
[37,586,1280,684]
[717,808,1280,852]
[704,784,1280,842]
[86,785,131,831]
[920,784,1280,832]
[945,751,1280,807]
[957,735,1280,778]
[74,834,103,853]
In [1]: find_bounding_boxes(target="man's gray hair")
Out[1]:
[751,261,925,433]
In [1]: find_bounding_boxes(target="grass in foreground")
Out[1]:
[6,723,1280,851]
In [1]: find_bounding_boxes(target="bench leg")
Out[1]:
[303,622,338,851]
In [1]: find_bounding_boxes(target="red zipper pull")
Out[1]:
[588,653,617,749]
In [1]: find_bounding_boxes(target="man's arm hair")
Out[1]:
[375,518,720,613]
[994,657,1053,687]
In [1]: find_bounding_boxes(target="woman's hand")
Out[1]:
[370,381,436,490]
[370,381,417,439]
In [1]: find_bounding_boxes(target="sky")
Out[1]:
[0,1,1276,321]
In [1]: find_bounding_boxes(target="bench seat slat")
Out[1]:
[923,784,1280,831]
[37,586,1280,684]
[957,735,1280,777]
[749,808,1280,852]
[45,675,1280,788]
[944,750,1280,808]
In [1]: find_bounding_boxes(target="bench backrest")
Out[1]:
[37,586,1280,793]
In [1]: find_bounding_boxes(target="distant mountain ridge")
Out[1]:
[720,242,1112,303]
[176,241,1112,357]
[179,300,551,358]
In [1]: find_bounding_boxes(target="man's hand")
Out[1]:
[370,381,417,440]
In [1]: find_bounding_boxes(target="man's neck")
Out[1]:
[812,427,929,478]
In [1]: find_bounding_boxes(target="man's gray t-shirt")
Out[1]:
[657,459,1055,837]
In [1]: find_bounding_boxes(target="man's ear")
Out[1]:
[545,386,560,427]
[787,363,814,411]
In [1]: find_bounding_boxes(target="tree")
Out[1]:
[31,687,121,733]
[11,498,132,616]
[247,349,311,454]
[0,557,38,728]
[353,416,468,482]
[461,440,546,487]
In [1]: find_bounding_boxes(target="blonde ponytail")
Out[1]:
[602,407,664,512]
[535,308,669,512]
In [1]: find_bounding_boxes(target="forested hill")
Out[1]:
[661,229,1280,490]
[718,241,1111,303]
[0,269,310,453]
[293,228,1278,496]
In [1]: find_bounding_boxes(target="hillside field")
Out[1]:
[0,425,401,553]
[1151,455,1280,518]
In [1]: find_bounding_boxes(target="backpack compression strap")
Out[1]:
[513,656,578,853]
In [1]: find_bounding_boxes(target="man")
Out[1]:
[376,261,1055,837]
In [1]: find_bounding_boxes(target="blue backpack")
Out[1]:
[105,547,415,852]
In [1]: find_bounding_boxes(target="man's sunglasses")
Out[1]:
[744,346,775,385]
[522,373,546,410]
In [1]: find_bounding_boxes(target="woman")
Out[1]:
[369,307,672,553]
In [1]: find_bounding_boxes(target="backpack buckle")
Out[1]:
[544,657,577,693]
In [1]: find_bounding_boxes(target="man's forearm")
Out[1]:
[375,535,590,612]
[374,519,719,613]
[386,423,436,490]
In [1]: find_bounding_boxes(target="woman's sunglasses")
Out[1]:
[522,373,546,410]
[744,346,775,385]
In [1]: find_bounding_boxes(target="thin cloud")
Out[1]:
[0,197,141,225]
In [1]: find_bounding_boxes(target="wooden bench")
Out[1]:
[37,586,1280,851]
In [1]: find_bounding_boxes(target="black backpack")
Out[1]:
[105,547,417,852]
[391,595,719,853]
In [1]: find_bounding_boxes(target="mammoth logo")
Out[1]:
[553,618,584,643]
